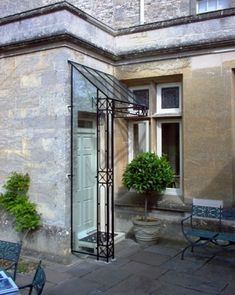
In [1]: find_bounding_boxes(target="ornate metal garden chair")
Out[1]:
[19,260,46,295]
[181,198,223,259]
[0,240,22,280]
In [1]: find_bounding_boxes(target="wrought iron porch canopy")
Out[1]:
[69,61,148,117]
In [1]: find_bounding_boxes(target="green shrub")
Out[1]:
[0,172,41,233]
[122,152,174,194]
[122,152,174,221]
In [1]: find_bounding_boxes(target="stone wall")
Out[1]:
[113,0,140,28]
[144,0,190,23]
[0,43,116,257]
[183,53,235,206]
[115,51,235,208]
[1,0,235,29]
[0,47,71,256]
[0,0,115,26]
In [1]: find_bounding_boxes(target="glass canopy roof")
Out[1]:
[69,61,148,115]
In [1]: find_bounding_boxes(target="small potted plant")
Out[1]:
[122,152,174,245]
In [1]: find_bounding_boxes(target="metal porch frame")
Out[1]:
[69,61,148,262]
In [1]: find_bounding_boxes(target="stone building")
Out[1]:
[0,0,235,261]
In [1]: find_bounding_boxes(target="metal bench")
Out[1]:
[181,198,224,259]
[0,240,22,280]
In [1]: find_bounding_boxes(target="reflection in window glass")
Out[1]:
[161,87,179,109]
[208,0,217,10]
[129,121,149,161]
[73,68,97,113]
[133,122,147,158]
[132,89,149,108]
[197,0,229,13]
[162,123,180,188]
[77,119,93,129]
[198,0,207,12]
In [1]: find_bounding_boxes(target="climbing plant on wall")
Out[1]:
[0,172,41,233]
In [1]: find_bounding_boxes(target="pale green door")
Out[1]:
[74,118,97,240]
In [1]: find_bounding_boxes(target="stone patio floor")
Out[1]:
[17,238,235,295]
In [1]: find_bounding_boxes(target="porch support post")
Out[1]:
[96,96,115,262]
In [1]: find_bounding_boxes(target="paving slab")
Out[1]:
[42,267,74,284]
[158,270,227,294]
[115,240,141,258]
[194,263,235,283]
[144,243,180,257]
[102,274,160,295]
[119,261,168,280]
[82,267,132,290]
[220,282,235,295]
[43,277,103,295]
[162,254,207,273]
[128,250,171,266]
[19,238,235,295]
[149,283,212,295]
[209,254,235,266]
[66,261,101,278]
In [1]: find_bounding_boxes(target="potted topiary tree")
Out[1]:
[122,152,174,245]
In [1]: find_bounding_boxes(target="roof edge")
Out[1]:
[0,1,116,36]
[1,2,235,37]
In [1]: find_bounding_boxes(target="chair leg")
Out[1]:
[29,286,34,295]
[181,245,191,260]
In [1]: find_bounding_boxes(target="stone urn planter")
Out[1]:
[133,218,162,245]
[122,152,173,245]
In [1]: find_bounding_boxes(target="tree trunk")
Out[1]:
[144,196,148,222]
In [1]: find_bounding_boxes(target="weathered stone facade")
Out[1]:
[0,48,71,257]
[1,0,235,259]
[1,0,235,28]
[115,52,235,206]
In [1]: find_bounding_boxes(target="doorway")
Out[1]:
[76,116,97,239]
[72,112,97,251]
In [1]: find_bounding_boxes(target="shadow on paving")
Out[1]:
[19,239,235,295]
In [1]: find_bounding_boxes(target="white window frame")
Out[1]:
[128,121,149,162]
[196,0,229,13]
[156,82,182,115]
[140,0,145,24]
[156,119,182,196]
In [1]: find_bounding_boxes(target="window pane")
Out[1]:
[161,87,179,109]
[208,0,217,10]
[218,0,229,9]
[77,119,93,129]
[198,0,207,12]
[133,122,147,157]
[162,123,180,188]
[133,89,149,108]
[73,68,97,113]
[197,0,228,12]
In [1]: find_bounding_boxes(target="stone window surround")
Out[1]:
[127,80,182,196]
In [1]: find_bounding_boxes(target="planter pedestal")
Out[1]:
[133,218,162,246]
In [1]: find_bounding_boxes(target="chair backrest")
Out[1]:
[192,198,223,219]
[0,240,22,262]
[31,261,46,295]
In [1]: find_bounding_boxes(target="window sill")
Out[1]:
[196,8,229,15]
[152,112,182,118]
